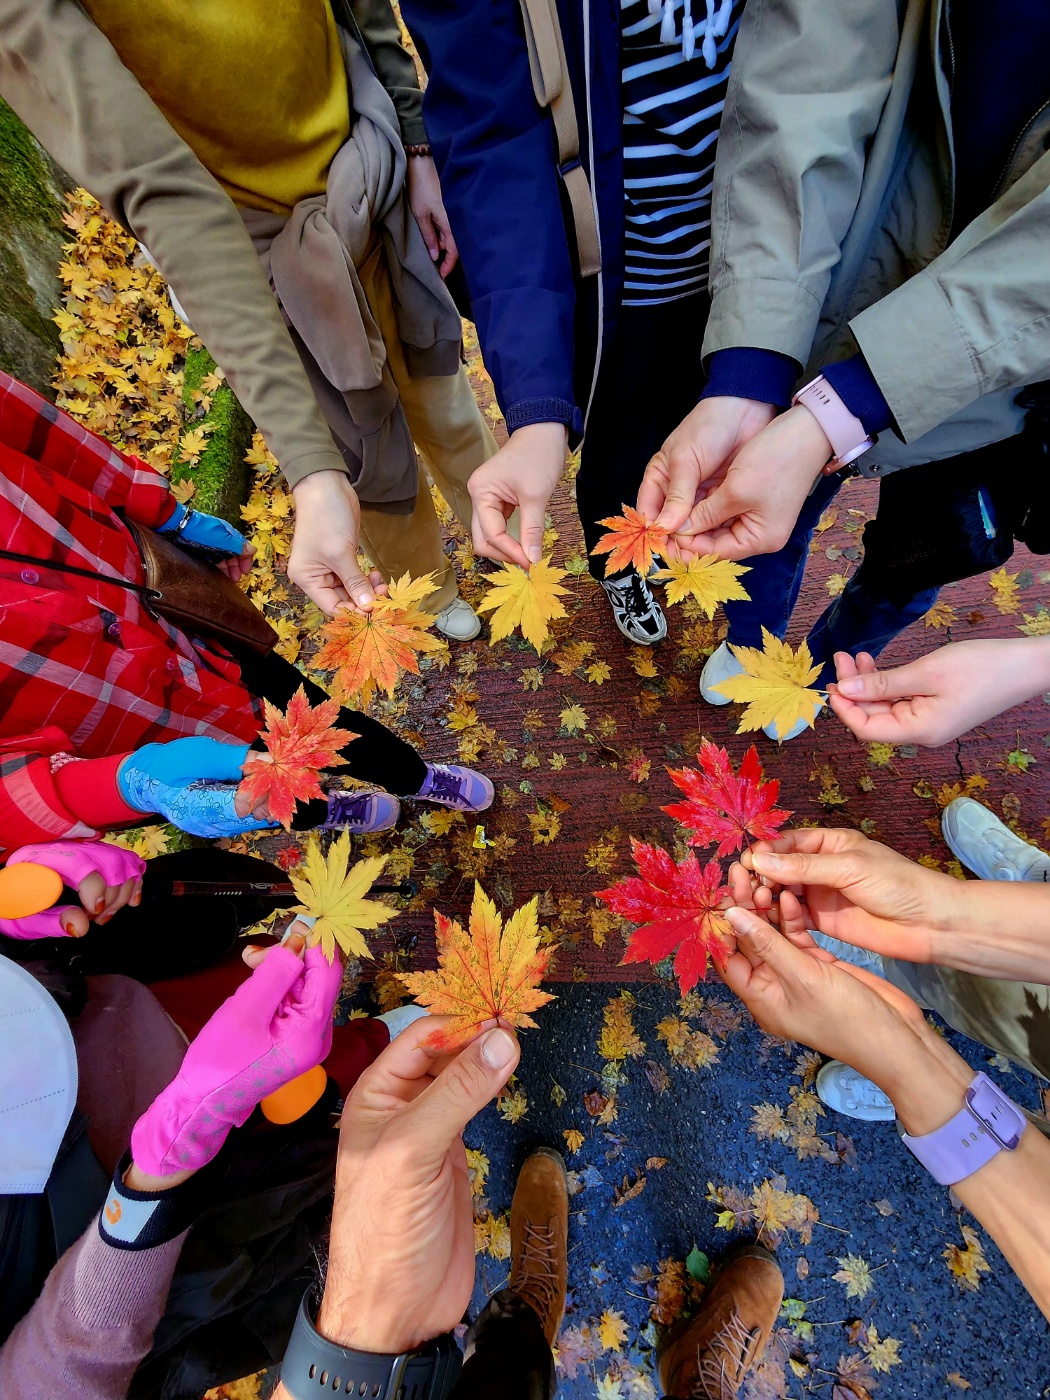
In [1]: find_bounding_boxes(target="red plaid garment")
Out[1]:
[0,372,262,850]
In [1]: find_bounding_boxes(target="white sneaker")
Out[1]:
[699,641,744,704]
[436,597,482,641]
[809,929,885,978]
[941,796,1050,882]
[377,1004,429,1039]
[816,1060,896,1122]
[601,572,667,644]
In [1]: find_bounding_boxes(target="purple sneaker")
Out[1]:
[323,788,401,833]
[415,763,494,813]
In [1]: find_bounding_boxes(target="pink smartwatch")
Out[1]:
[901,1072,1027,1186]
[792,374,874,474]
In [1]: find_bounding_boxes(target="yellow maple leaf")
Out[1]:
[178,422,215,465]
[711,628,825,740]
[833,1253,874,1299]
[289,831,396,962]
[989,566,1021,615]
[585,660,612,684]
[170,477,196,504]
[861,1326,903,1373]
[943,1224,992,1291]
[476,557,570,652]
[924,600,957,628]
[563,1128,585,1155]
[560,702,588,733]
[109,824,171,859]
[399,883,555,1049]
[597,993,645,1061]
[314,571,443,706]
[598,1309,629,1353]
[653,555,751,616]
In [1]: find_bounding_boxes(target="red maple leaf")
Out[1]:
[240,686,355,829]
[663,740,790,858]
[595,838,734,994]
[592,506,669,578]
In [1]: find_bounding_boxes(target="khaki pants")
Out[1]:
[356,241,496,613]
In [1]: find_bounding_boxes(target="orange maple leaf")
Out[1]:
[240,686,354,829]
[314,572,444,706]
[592,506,669,578]
[399,883,555,1050]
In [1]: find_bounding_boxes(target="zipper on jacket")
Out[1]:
[991,98,1050,202]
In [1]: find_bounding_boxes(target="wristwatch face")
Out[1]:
[967,1078,1024,1149]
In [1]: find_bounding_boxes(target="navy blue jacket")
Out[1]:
[401,0,623,443]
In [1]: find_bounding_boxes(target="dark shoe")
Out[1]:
[601,570,667,644]
[658,1243,784,1399]
[508,1147,568,1347]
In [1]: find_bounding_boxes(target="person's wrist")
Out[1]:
[869,1022,973,1136]
[292,469,356,503]
[509,421,568,448]
[125,1161,195,1193]
[786,403,835,476]
[315,1283,426,1356]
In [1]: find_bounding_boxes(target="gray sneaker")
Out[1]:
[809,929,885,978]
[941,796,1050,882]
[816,1060,896,1122]
[600,571,667,644]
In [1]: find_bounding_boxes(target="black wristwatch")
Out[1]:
[280,1290,461,1400]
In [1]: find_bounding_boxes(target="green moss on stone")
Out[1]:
[0,98,63,227]
[171,345,253,525]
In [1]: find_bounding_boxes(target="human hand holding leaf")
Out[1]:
[399,883,555,1050]
[664,740,790,857]
[314,571,443,706]
[240,686,354,829]
[652,556,750,616]
[596,839,734,995]
[593,506,668,578]
[476,556,569,652]
[712,628,826,740]
[289,830,396,962]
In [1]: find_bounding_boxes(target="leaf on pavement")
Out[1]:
[241,685,354,829]
[399,882,555,1049]
[598,1309,629,1352]
[289,831,396,962]
[596,838,733,994]
[712,628,825,740]
[943,1224,992,1291]
[592,506,668,578]
[476,556,570,652]
[664,739,791,857]
[652,555,751,616]
[315,571,443,706]
[833,1253,875,1300]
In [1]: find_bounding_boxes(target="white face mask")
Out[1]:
[0,956,78,1194]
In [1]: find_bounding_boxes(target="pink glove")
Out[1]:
[131,943,344,1176]
[0,840,146,939]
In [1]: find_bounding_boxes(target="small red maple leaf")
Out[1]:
[592,506,669,578]
[663,740,790,858]
[595,838,734,994]
[240,686,355,830]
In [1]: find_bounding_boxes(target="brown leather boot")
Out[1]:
[508,1147,568,1346]
[658,1243,784,1399]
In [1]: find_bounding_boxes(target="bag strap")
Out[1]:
[518,0,601,277]
[0,547,160,599]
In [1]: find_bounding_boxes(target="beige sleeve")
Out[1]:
[0,0,347,489]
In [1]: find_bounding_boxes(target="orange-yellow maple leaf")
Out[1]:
[399,883,555,1050]
[240,686,354,829]
[314,571,444,706]
[592,506,669,578]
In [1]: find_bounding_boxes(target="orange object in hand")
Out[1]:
[0,862,64,920]
[260,1063,328,1125]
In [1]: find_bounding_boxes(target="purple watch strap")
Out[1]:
[901,1072,1027,1186]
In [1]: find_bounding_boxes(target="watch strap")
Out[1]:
[792,374,874,472]
[901,1072,1027,1186]
[280,1291,462,1400]
[98,1150,210,1251]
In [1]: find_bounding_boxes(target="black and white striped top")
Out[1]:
[621,0,744,306]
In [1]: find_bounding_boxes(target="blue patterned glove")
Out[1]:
[157,502,248,561]
[118,737,275,838]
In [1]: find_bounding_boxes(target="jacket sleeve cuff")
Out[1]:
[504,398,584,440]
[821,354,894,436]
[278,450,352,491]
[52,754,142,830]
[400,110,430,147]
[701,348,800,408]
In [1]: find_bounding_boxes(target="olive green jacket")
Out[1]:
[0,0,425,489]
[703,0,1050,473]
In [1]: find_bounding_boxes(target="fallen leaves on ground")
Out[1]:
[833,1253,875,1300]
[314,571,443,706]
[653,555,751,615]
[592,506,668,577]
[712,628,826,739]
[240,686,352,829]
[597,838,733,994]
[989,566,1021,615]
[664,740,790,857]
[943,1223,992,1291]
[476,556,570,651]
[708,1175,819,1247]
[289,831,395,962]
[399,883,555,1049]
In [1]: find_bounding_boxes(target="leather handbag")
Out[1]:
[0,524,277,656]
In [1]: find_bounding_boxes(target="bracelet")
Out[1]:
[98,1150,210,1251]
[405,143,432,158]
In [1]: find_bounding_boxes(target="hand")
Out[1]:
[316,1017,520,1355]
[0,839,145,939]
[468,422,567,567]
[118,736,277,838]
[636,396,776,534]
[130,934,343,1175]
[406,155,459,279]
[158,502,254,580]
[828,639,1050,746]
[216,541,255,582]
[668,404,831,560]
[289,471,389,616]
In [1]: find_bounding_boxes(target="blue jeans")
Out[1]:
[722,474,939,688]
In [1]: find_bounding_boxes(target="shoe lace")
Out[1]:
[330,790,373,824]
[511,1219,559,1320]
[847,1075,891,1109]
[425,765,464,804]
[690,1312,762,1400]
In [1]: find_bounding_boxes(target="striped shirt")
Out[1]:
[621,0,744,306]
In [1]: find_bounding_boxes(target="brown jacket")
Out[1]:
[0,0,429,491]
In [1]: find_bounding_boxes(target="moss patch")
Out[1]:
[171,345,253,525]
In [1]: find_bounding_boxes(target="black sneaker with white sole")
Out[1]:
[600,571,667,644]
